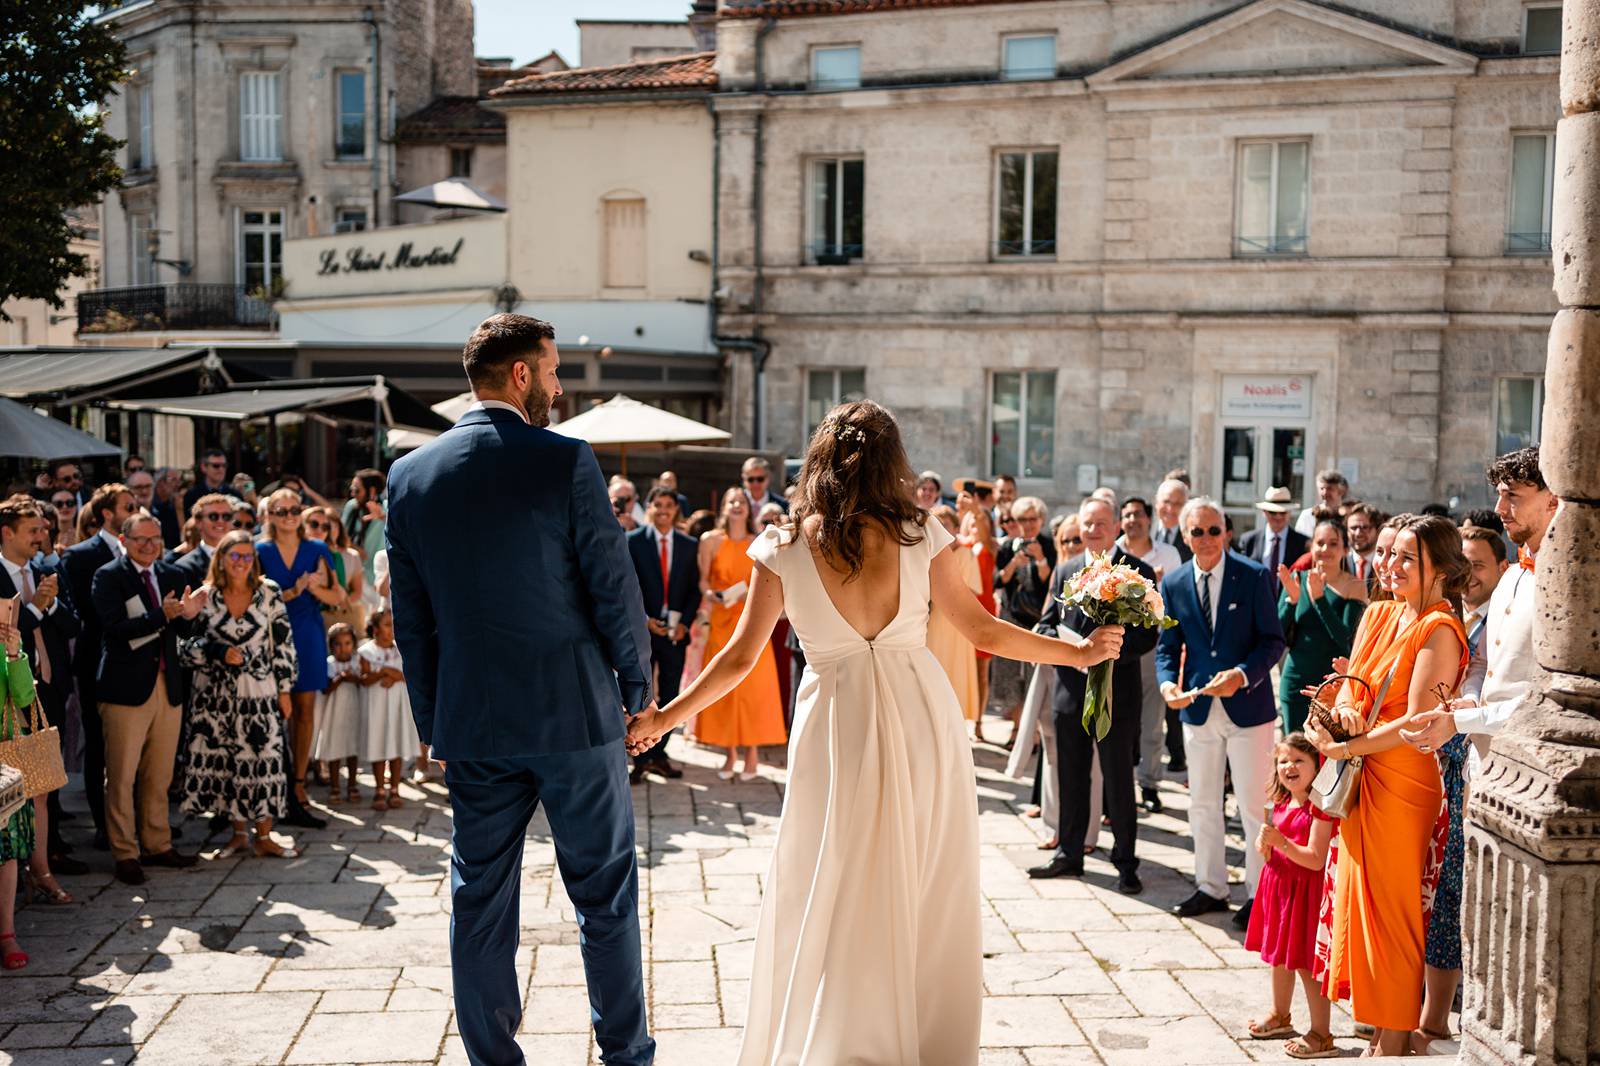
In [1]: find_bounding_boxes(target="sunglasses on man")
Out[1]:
[269,506,302,518]
[1189,525,1225,539]
[201,511,232,523]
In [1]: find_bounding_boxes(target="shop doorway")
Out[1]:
[1216,374,1314,533]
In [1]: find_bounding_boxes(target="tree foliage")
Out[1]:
[0,2,127,315]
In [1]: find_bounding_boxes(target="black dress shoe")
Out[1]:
[1167,758,1187,774]
[1141,789,1164,815]
[1027,855,1085,879]
[1173,889,1230,917]
[141,849,198,869]
[651,759,683,779]
[113,859,146,886]
[1116,872,1144,895]
[48,854,89,876]
[629,764,648,785]
[1231,897,1254,930]
[280,808,327,830]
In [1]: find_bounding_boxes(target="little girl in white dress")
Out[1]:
[359,608,419,811]
[313,624,364,805]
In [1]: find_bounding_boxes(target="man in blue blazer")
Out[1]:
[1156,496,1285,930]
[385,313,656,1066]
[626,487,701,782]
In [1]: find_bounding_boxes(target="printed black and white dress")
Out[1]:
[179,581,299,821]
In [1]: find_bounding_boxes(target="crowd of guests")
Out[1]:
[0,451,419,971]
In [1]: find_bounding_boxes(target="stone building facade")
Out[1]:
[710,0,1562,521]
[93,0,477,313]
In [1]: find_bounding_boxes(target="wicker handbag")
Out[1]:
[1308,669,1394,819]
[0,689,67,799]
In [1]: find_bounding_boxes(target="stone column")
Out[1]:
[1459,3,1600,1065]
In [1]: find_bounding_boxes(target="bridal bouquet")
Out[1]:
[1059,553,1176,740]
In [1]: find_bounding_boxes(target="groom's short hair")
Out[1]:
[462,313,556,389]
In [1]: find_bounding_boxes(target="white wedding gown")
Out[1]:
[738,518,981,1066]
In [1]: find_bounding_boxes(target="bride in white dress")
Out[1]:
[626,401,1123,1065]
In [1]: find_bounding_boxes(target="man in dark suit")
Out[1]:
[91,513,203,884]
[626,487,701,783]
[385,313,656,1066]
[1157,497,1286,930]
[61,481,138,848]
[0,494,86,873]
[1028,498,1160,895]
[1237,486,1308,595]
[741,456,788,515]
[1152,477,1193,565]
[164,492,235,585]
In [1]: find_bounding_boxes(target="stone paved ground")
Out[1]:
[2,741,1460,1064]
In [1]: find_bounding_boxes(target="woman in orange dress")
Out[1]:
[696,487,786,780]
[959,506,998,740]
[1306,514,1469,1057]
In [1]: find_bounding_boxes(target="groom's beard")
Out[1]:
[523,378,552,428]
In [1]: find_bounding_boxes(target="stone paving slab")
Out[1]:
[1,742,1459,1064]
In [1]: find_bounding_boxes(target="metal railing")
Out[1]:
[1505,231,1552,255]
[77,283,274,333]
[995,238,1058,257]
[1235,234,1308,256]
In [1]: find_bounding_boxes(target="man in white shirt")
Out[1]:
[1116,496,1182,811]
[1294,469,1348,537]
[1402,447,1557,773]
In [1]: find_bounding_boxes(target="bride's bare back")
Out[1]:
[801,514,903,642]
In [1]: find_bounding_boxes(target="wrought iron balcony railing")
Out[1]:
[1505,231,1552,255]
[1235,234,1308,256]
[77,284,274,333]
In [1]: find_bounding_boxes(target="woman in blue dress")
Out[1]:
[257,488,349,812]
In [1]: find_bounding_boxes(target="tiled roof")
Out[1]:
[720,0,1052,16]
[394,96,506,142]
[490,52,716,97]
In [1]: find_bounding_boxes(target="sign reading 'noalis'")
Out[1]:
[317,237,465,276]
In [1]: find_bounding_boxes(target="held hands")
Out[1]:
[1399,699,1473,753]
[1279,565,1299,604]
[1083,625,1125,666]
[624,702,666,757]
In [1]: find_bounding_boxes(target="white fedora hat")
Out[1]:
[1255,486,1294,513]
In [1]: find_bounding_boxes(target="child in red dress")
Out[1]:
[1245,733,1338,1059]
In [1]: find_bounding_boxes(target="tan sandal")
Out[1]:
[372,794,389,812]
[386,786,404,809]
[1248,1012,1296,1040]
[346,783,361,804]
[1285,1030,1338,1058]
[216,834,251,859]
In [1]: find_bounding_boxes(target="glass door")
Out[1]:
[1218,423,1313,534]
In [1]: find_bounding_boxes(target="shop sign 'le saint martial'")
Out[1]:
[317,237,465,276]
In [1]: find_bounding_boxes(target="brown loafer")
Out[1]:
[141,849,198,869]
[114,859,147,885]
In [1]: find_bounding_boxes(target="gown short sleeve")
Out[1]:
[747,524,790,578]
[921,516,955,560]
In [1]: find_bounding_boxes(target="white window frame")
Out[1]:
[135,82,154,170]
[129,213,155,286]
[988,369,1057,481]
[239,71,282,162]
[1521,5,1562,54]
[1493,375,1545,453]
[806,156,865,264]
[335,69,366,159]
[1505,131,1555,255]
[1001,33,1057,81]
[992,148,1058,258]
[1234,138,1310,256]
[235,207,286,291]
[804,367,866,441]
[810,45,861,90]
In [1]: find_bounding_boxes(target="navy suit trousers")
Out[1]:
[445,741,652,1066]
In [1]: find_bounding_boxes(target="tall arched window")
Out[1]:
[602,193,647,289]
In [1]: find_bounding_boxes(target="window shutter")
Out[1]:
[604,199,647,288]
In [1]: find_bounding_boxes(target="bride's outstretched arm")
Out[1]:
[629,562,785,749]
[929,547,1122,669]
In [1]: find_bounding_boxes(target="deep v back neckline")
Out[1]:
[801,532,905,644]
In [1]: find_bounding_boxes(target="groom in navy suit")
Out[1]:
[626,487,700,782]
[1156,496,1285,930]
[385,313,657,1066]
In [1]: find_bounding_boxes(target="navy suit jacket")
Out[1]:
[626,526,701,623]
[0,559,80,695]
[90,556,193,707]
[62,534,117,692]
[1155,551,1286,728]
[384,406,654,760]
[1237,527,1309,574]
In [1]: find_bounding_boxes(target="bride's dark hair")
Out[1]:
[783,399,926,582]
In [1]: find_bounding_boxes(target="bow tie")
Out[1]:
[1518,546,1536,573]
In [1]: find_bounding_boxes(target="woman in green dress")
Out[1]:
[1,617,39,970]
[1277,514,1369,734]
